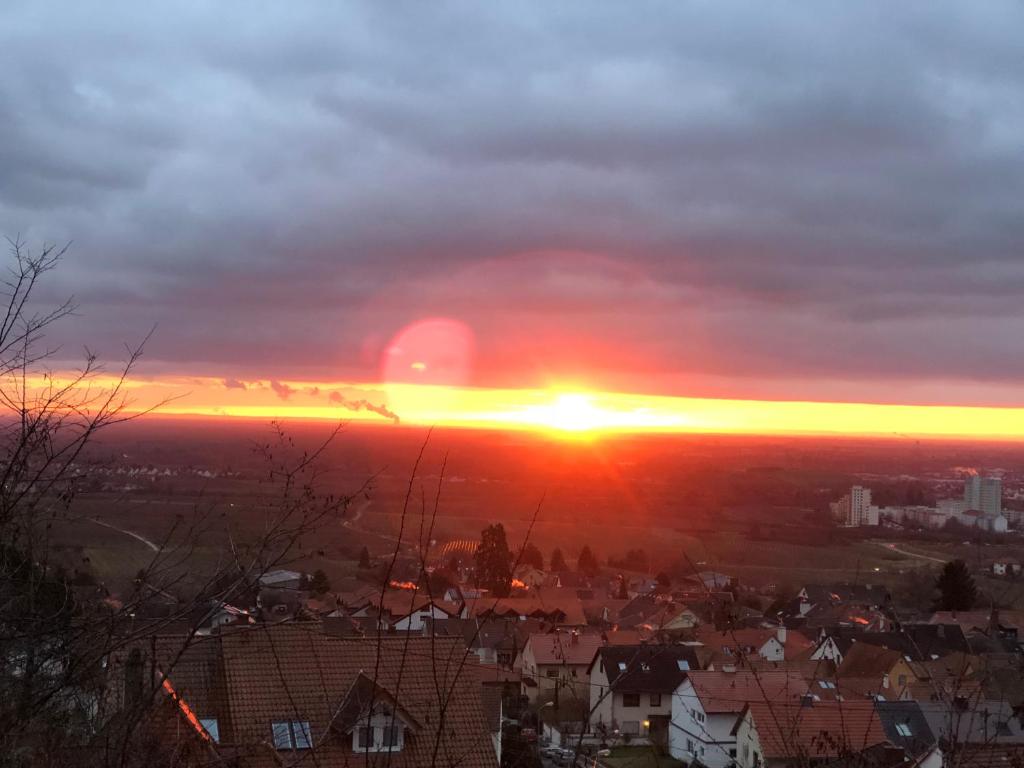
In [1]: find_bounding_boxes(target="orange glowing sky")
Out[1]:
[66,372,1024,441]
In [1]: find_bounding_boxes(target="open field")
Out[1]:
[44,417,1024,604]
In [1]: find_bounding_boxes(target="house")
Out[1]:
[519,631,603,705]
[258,569,306,591]
[348,592,466,631]
[748,699,889,767]
[670,669,808,768]
[874,700,940,766]
[835,642,922,700]
[918,698,1024,746]
[465,596,587,628]
[424,616,541,668]
[119,624,498,767]
[811,625,969,665]
[692,626,789,666]
[513,565,547,589]
[683,571,732,590]
[992,560,1023,578]
[588,644,703,744]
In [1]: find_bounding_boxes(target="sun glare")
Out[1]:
[530,393,605,432]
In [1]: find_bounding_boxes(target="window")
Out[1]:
[199,718,220,744]
[272,721,311,750]
[640,662,650,672]
[729,749,737,758]
[618,662,627,671]
[623,693,640,707]
[650,693,662,707]
[677,660,690,671]
[357,726,374,749]
[686,739,695,753]
[897,674,907,687]
[546,669,558,678]
[895,723,913,737]
[293,722,312,749]
[622,721,640,735]
[353,719,404,753]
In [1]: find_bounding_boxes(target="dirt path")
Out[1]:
[90,518,160,553]
[875,541,946,564]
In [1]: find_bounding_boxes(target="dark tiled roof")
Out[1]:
[592,644,703,693]
[875,700,937,758]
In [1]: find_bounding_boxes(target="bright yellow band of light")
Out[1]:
[57,374,1024,440]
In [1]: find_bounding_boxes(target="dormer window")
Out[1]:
[352,713,405,753]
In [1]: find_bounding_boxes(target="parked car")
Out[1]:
[555,749,576,766]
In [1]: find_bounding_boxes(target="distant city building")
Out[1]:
[937,498,965,518]
[964,475,1002,516]
[831,486,878,527]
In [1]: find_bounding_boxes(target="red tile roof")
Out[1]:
[685,669,809,713]
[749,700,888,761]
[525,632,604,666]
[156,624,496,768]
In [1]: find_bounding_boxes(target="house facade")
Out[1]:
[519,631,603,705]
[588,645,701,744]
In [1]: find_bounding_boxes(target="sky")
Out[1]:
[3,3,1024,433]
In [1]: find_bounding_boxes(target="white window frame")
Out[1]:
[352,713,405,753]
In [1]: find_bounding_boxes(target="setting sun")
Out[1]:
[518,392,616,433]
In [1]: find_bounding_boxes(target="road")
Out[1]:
[90,518,160,553]
[876,541,947,564]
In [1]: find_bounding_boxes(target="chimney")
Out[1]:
[571,630,579,646]
[776,626,787,645]
[800,694,815,708]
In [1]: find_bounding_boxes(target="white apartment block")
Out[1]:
[964,475,1002,516]
[830,486,878,527]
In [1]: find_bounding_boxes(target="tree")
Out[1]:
[577,545,599,577]
[550,547,567,571]
[358,545,372,569]
[476,523,513,597]
[934,559,978,611]
[519,542,544,570]
[0,239,364,764]
[309,569,331,594]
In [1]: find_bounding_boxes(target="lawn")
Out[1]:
[600,746,685,768]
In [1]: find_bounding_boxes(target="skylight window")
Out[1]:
[618,662,627,671]
[272,721,312,750]
[677,660,690,671]
[817,681,836,689]
[895,723,912,737]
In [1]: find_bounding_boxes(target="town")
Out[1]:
[68,465,1021,768]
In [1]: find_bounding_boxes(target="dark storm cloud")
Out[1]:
[3,2,1024,401]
